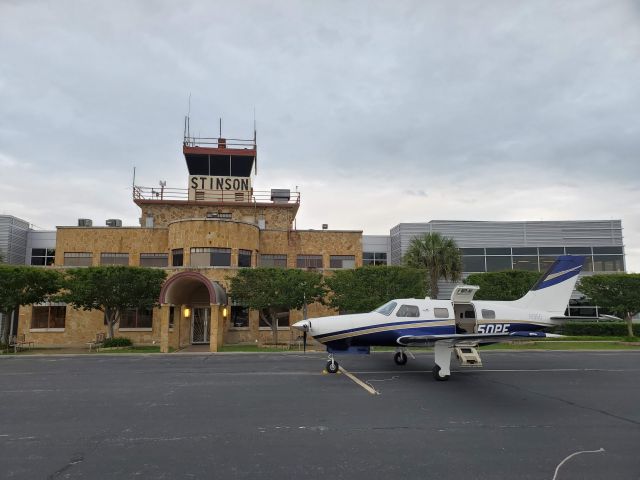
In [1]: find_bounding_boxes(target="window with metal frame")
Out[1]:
[259,254,287,268]
[140,253,168,268]
[172,248,184,267]
[31,305,66,329]
[100,252,129,266]
[329,255,355,269]
[119,308,153,329]
[190,247,232,267]
[238,249,252,268]
[296,255,323,269]
[64,252,92,267]
[31,248,55,266]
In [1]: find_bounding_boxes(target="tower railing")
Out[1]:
[132,186,299,204]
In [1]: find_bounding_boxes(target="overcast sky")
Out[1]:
[1,0,639,270]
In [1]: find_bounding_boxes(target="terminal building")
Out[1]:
[10,128,362,351]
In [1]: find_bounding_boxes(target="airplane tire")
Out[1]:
[326,361,339,374]
[394,352,408,366]
[432,365,450,381]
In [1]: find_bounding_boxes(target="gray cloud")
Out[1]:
[1,0,639,269]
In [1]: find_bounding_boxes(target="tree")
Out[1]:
[0,265,63,344]
[464,270,542,301]
[578,274,640,338]
[325,265,426,313]
[60,266,167,339]
[228,268,325,345]
[403,232,462,299]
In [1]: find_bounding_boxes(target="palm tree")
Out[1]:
[403,232,462,299]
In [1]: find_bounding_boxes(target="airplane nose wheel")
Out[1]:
[326,354,339,374]
[394,351,408,366]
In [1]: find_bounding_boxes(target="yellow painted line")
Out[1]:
[338,366,380,395]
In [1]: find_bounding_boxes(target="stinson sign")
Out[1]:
[188,175,253,201]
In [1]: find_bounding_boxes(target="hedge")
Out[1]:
[102,337,133,348]
[557,322,639,337]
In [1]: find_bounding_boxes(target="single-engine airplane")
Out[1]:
[292,255,585,381]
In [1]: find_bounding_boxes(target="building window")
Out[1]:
[64,252,92,267]
[486,256,512,272]
[512,256,539,271]
[238,249,252,268]
[259,254,287,268]
[593,255,624,272]
[101,253,129,266]
[31,305,66,329]
[120,308,153,329]
[231,305,249,328]
[297,255,323,269]
[190,247,232,267]
[259,307,290,329]
[169,306,176,329]
[172,248,184,267]
[330,255,355,269]
[31,248,55,266]
[462,256,486,272]
[363,252,387,266]
[140,253,168,268]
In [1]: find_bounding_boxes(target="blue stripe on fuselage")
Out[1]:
[313,318,448,340]
[322,322,548,349]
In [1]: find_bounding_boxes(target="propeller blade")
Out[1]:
[303,331,307,353]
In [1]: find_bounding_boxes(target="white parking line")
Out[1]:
[339,366,380,395]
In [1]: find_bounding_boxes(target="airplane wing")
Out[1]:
[397,331,556,347]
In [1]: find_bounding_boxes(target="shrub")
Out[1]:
[102,337,133,348]
[557,322,639,337]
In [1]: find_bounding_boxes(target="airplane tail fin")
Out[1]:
[512,255,585,314]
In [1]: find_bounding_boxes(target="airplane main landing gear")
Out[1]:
[432,365,450,381]
[394,351,408,366]
[432,342,452,381]
[326,354,339,374]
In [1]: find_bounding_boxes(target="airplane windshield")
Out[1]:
[374,301,397,316]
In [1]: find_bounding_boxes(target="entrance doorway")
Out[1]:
[191,307,211,344]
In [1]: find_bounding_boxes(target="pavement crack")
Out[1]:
[47,454,84,479]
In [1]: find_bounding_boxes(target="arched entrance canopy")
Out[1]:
[159,271,227,305]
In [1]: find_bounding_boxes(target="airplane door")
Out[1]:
[450,285,480,303]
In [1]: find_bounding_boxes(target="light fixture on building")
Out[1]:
[183,306,191,318]
[222,306,228,318]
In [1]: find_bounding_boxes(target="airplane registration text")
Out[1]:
[477,324,510,334]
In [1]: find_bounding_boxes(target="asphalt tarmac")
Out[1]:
[1,350,639,479]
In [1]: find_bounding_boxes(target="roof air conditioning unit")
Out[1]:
[106,219,123,227]
[271,189,290,203]
[78,218,93,227]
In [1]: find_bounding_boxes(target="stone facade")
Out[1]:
[20,202,362,350]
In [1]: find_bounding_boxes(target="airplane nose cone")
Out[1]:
[292,320,311,332]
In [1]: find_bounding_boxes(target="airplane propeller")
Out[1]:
[303,330,307,353]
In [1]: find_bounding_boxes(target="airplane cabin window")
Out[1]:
[434,308,449,318]
[396,305,420,317]
[482,309,496,319]
[375,301,397,316]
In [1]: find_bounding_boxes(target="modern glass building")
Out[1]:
[362,219,625,305]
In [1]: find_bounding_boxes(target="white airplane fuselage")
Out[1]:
[298,298,557,350]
